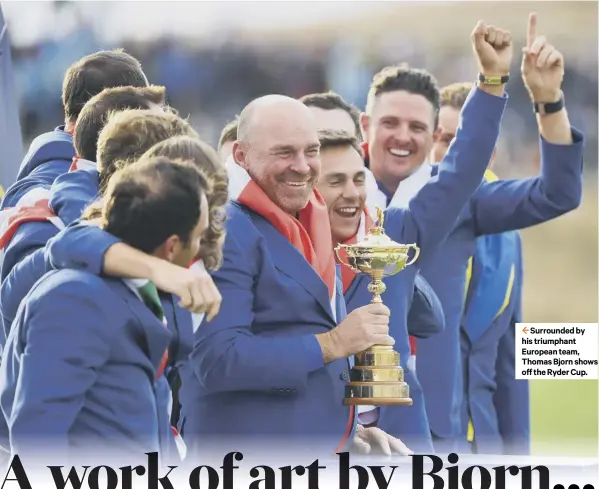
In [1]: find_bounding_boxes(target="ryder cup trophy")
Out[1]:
[334,207,419,406]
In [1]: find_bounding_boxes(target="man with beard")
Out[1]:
[180,93,416,458]
[178,18,516,457]
[360,13,584,451]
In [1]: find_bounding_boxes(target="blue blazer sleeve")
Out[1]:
[1,161,72,210]
[49,169,100,225]
[0,221,58,282]
[408,274,445,338]
[47,223,120,275]
[471,129,584,237]
[2,223,117,341]
[1,247,52,339]
[9,276,112,459]
[193,230,325,395]
[386,86,508,263]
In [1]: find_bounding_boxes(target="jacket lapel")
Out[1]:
[109,280,173,372]
[344,273,368,306]
[249,210,336,324]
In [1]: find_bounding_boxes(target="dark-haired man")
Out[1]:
[0,108,197,338]
[0,86,166,289]
[360,15,584,451]
[1,50,149,210]
[301,89,445,377]
[0,156,208,466]
[177,15,519,456]
[300,91,362,138]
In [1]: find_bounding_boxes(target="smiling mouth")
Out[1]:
[389,148,412,157]
[285,181,308,188]
[334,206,359,218]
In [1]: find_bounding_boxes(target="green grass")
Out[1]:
[531,379,598,457]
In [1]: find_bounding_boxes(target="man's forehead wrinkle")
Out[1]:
[239,94,316,143]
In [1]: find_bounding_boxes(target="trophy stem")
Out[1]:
[368,271,385,304]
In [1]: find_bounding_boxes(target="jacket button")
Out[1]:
[340,370,350,382]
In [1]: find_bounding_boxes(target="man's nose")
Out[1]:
[342,181,360,200]
[393,124,411,143]
[289,155,311,175]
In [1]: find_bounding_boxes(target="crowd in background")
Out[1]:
[8,3,598,179]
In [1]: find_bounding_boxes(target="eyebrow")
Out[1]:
[381,114,431,129]
[326,170,365,180]
[270,144,295,152]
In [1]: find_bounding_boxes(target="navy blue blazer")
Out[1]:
[0,168,99,338]
[1,127,74,209]
[179,202,356,456]
[418,128,584,450]
[409,274,445,339]
[0,269,174,466]
[460,232,529,454]
[344,85,509,453]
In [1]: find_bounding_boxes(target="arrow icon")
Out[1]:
[522,327,529,334]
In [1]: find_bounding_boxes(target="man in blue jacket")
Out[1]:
[301,90,445,346]
[0,156,209,466]
[0,50,149,211]
[42,20,513,457]
[433,81,529,455]
[361,14,584,452]
[313,112,507,452]
[175,18,521,458]
[0,87,169,337]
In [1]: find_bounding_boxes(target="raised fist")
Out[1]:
[521,12,564,103]
[471,20,513,77]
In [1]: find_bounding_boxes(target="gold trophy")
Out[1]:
[334,207,420,406]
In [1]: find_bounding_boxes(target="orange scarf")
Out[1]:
[238,180,336,299]
[238,180,355,450]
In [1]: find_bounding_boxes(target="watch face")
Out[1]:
[485,76,503,85]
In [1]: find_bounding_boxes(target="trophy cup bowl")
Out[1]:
[334,208,420,406]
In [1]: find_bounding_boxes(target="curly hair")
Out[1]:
[142,136,228,271]
[96,109,198,194]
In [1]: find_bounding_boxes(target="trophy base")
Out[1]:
[344,397,413,406]
[343,345,412,407]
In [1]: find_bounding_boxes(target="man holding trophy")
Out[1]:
[314,16,513,451]
[178,19,514,458]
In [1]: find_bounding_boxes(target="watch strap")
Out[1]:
[534,91,565,115]
[478,73,510,85]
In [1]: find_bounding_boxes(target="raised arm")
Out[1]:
[471,14,583,237]
[387,22,510,261]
